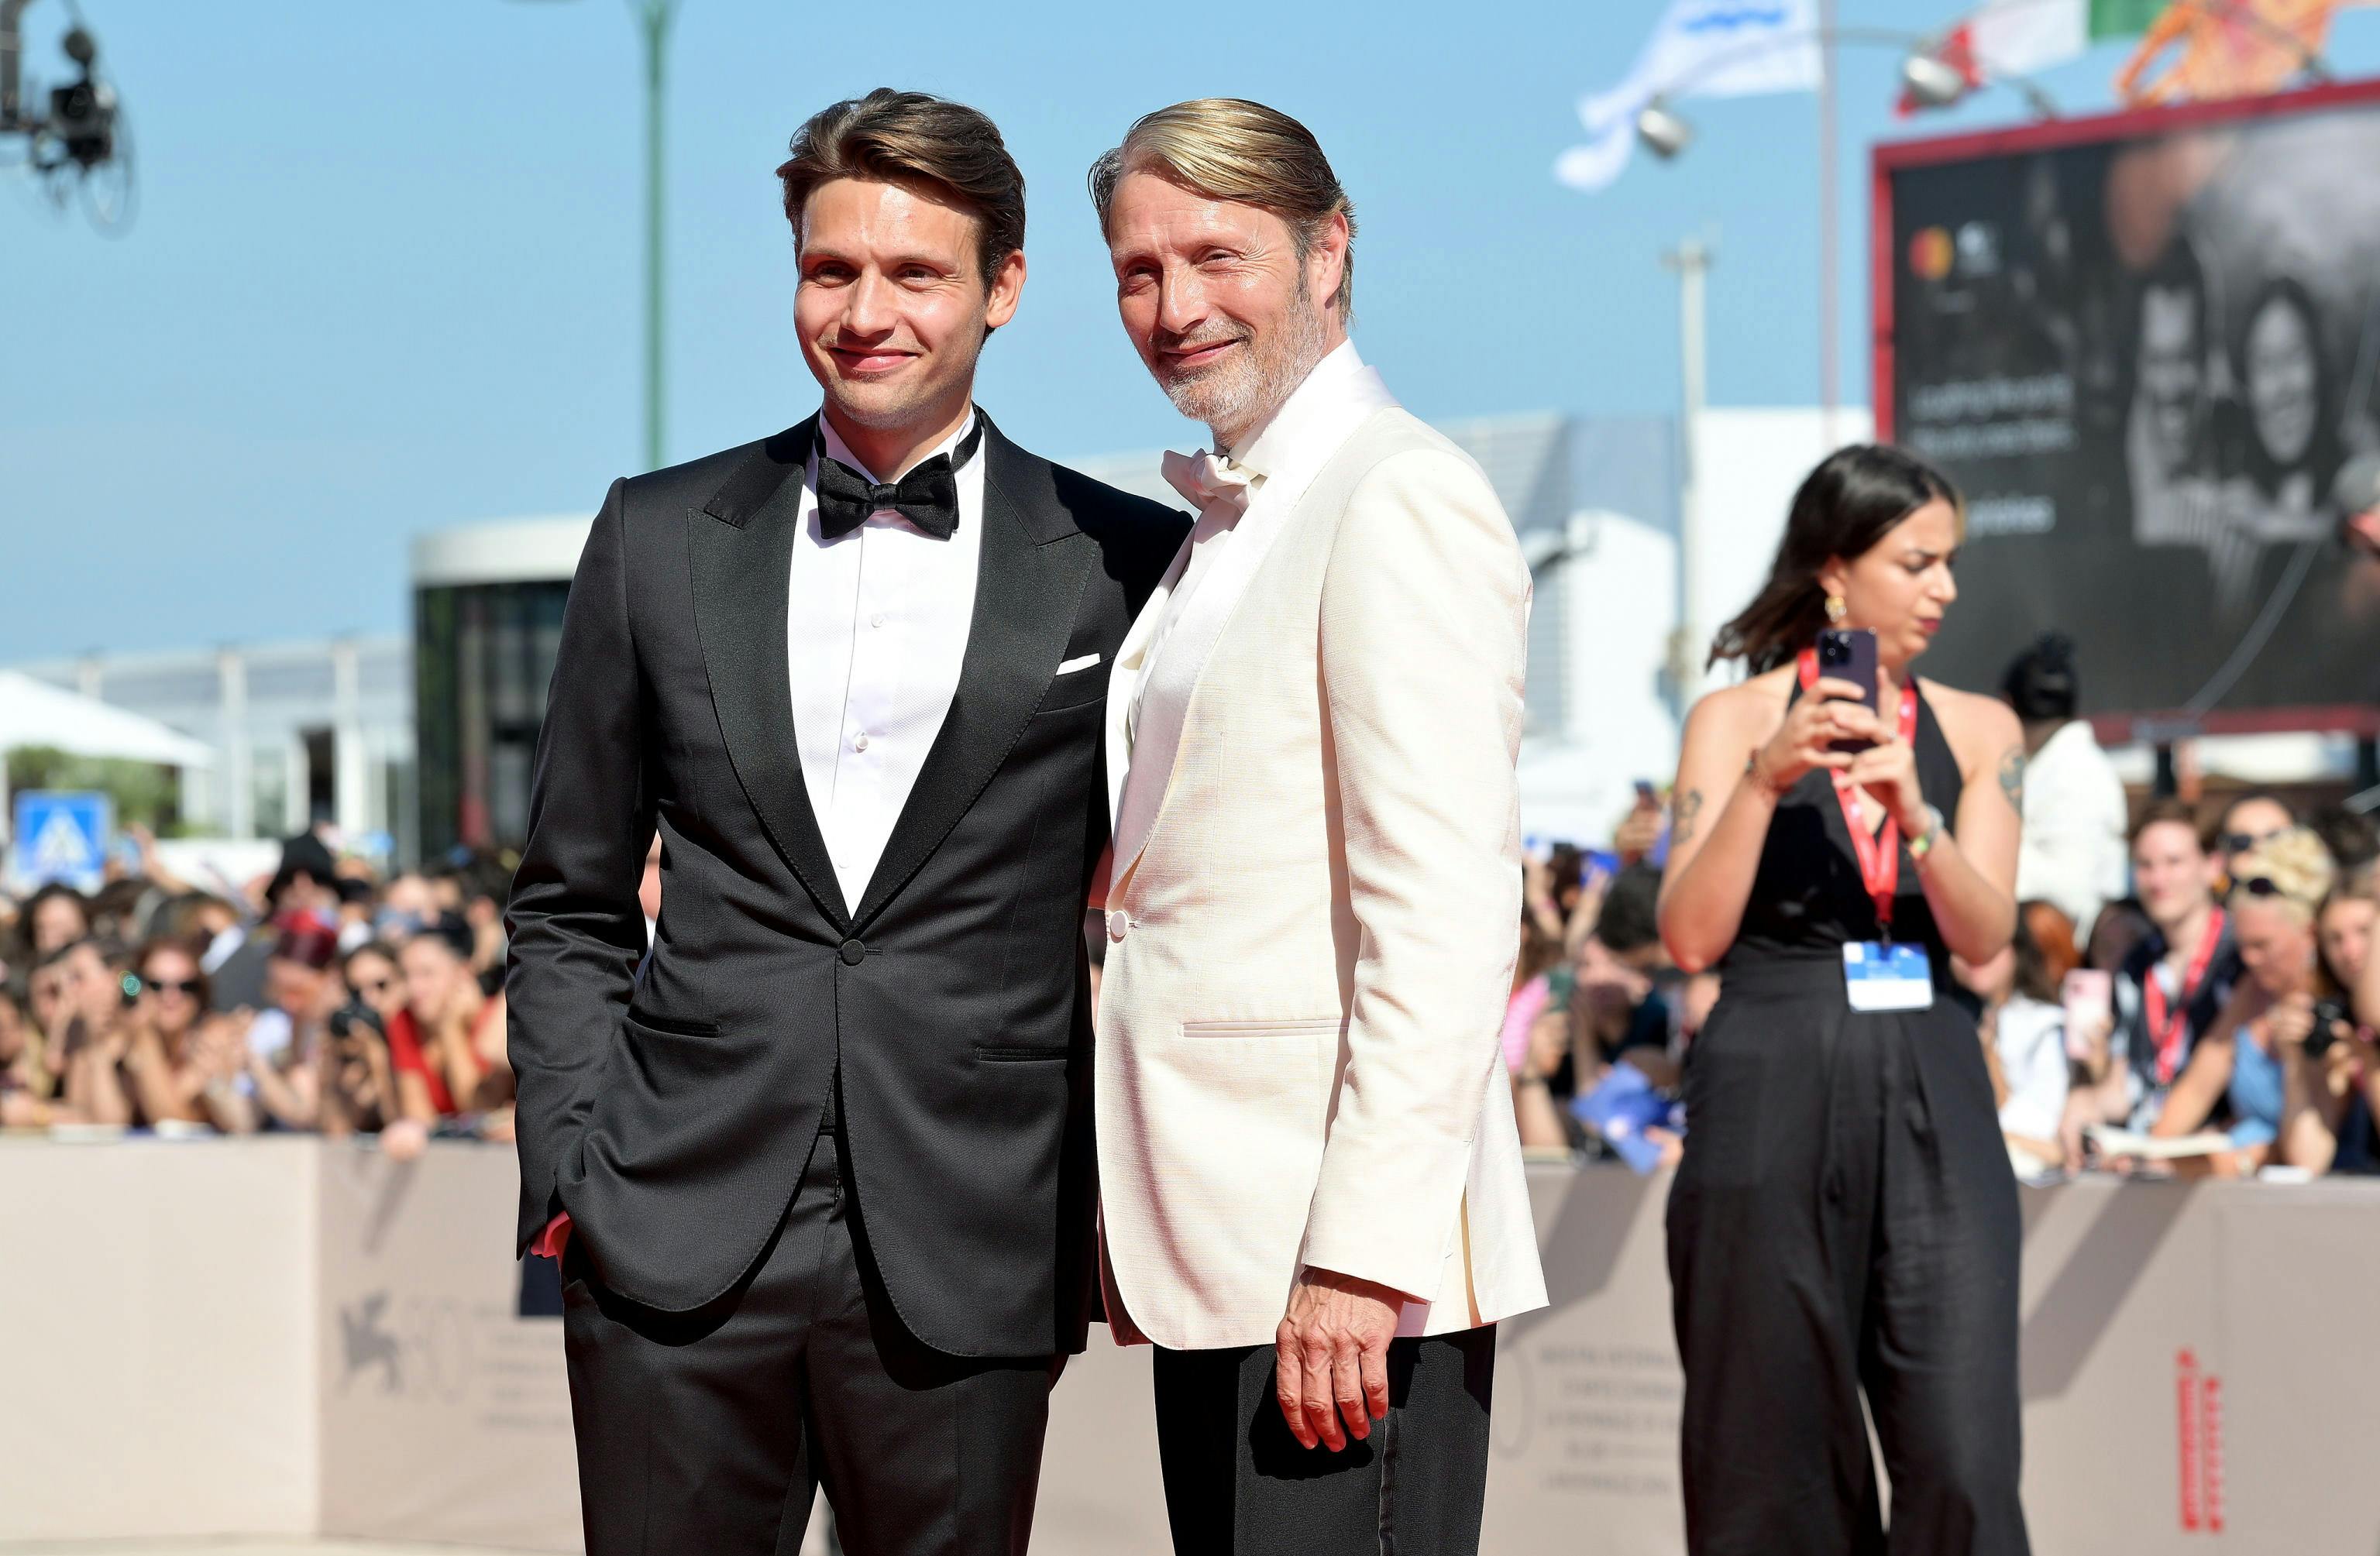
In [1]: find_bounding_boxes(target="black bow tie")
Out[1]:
[815,418,984,541]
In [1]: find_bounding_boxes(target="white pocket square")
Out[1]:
[1057,652,1102,675]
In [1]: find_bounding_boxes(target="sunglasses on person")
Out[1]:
[2222,829,2288,856]
[2234,876,2313,911]
[136,975,204,998]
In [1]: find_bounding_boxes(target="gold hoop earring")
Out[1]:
[1825,594,1848,625]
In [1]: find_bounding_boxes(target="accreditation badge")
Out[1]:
[1843,941,1935,1013]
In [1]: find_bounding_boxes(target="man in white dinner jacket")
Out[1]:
[1086,98,1547,1552]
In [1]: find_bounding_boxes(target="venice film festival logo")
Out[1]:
[339,1290,474,1403]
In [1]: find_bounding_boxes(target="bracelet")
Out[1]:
[1744,749,1790,800]
[1906,804,1947,862]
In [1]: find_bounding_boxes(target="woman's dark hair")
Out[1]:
[1709,444,1962,672]
[2316,865,2375,999]
[2002,632,2079,723]
[21,881,91,943]
[1592,865,1665,957]
[342,939,402,978]
[1515,900,1563,988]
[2017,900,2077,1003]
[133,936,212,1012]
[414,913,477,965]
[2231,275,2342,499]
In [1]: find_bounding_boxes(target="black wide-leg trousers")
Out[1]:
[1152,1325,1497,1555]
[561,1129,1058,1556]
[1666,962,2031,1556]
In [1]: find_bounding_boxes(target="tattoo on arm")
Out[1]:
[1672,788,1706,847]
[1997,747,2027,814]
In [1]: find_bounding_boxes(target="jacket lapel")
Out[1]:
[1102,541,1189,837]
[1109,372,1402,892]
[690,415,851,932]
[851,417,1093,933]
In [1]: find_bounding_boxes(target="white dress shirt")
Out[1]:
[2015,717,2130,939]
[787,412,984,915]
[1122,342,1390,768]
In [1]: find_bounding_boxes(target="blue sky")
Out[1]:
[8,0,2380,662]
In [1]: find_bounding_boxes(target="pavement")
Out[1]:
[0,1545,524,1555]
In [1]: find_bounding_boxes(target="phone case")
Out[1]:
[1814,628,1880,754]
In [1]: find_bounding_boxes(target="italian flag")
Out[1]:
[1952,0,2168,74]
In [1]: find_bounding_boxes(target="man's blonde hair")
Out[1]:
[1087,98,1357,324]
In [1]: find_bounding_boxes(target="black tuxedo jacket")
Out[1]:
[506,412,1186,1356]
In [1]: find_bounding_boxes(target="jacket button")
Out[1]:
[1106,910,1129,943]
[839,939,867,966]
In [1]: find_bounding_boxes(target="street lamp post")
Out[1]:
[1632,24,2061,450]
[517,0,679,472]
[1663,237,1711,723]
[634,0,675,473]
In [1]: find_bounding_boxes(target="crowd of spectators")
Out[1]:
[6,695,2375,1200]
[0,826,545,1162]
[1505,639,2380,1188]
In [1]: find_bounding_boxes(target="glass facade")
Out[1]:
[414,580,569,863]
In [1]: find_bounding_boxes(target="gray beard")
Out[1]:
[1158,289,1333,451]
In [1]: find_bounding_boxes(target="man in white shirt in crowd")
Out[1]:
[1087,98,1546,1554]
[2005,633,2128,939]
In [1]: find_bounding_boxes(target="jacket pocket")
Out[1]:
[972,1044,1071,1063]
[1178,1016,1345,1039]
[624,1008,721,1039]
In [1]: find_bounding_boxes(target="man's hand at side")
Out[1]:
[1274,1266,1401,1451]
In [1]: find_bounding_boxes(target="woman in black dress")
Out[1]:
[1658,445,2031,1554]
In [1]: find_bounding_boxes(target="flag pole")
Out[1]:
[1818,0,1839,448]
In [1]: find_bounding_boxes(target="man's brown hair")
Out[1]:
[776,88,1025,289]
[2130,796,2212,853]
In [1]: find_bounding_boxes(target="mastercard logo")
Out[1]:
[1909,227,1955,282]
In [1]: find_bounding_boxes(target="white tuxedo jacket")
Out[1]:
[1094,369,1548,1352]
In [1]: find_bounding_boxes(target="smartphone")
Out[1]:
[1814,627,1880,753]
[1632,780,1659,806]
[2061,969,2113,1063]
[2306,998,2351,1059]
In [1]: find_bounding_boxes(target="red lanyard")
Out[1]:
[2144,909,2226,1086]
[1797,650,1921,938]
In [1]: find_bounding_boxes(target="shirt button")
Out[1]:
[870,613,886,629]
[1106,910,1129,943]
[839,939,868,967]
[853,732,870,752]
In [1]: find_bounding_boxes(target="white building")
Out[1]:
[8,638,415,857]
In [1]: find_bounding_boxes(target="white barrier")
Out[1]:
[5,1138,2380,1552]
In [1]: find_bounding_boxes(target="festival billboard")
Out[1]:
[1874,80,2380,737]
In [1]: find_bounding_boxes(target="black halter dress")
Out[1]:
[1664,678,2031,1556]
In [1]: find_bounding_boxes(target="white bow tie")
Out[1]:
[1160,449,1256,519]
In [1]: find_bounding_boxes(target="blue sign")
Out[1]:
[10,790,114,893]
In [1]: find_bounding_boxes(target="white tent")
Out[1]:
[0,671,215,768]
[0,671,215,850]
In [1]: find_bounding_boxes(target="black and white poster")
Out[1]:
[1879,83,2380,730]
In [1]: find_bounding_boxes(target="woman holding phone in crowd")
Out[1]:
[1657,445,2031,1554]
[2151,833,2342,1174]
[2281,868,2379,1173]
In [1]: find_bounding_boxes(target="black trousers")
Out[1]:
[1152,1327,1496,1555]
[561,1129,1058,1556]
[1666,962,2031,1555]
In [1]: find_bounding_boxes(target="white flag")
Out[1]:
[1556,0,1822,192]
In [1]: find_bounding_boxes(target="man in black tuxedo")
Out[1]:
[506,88,1185,1556]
